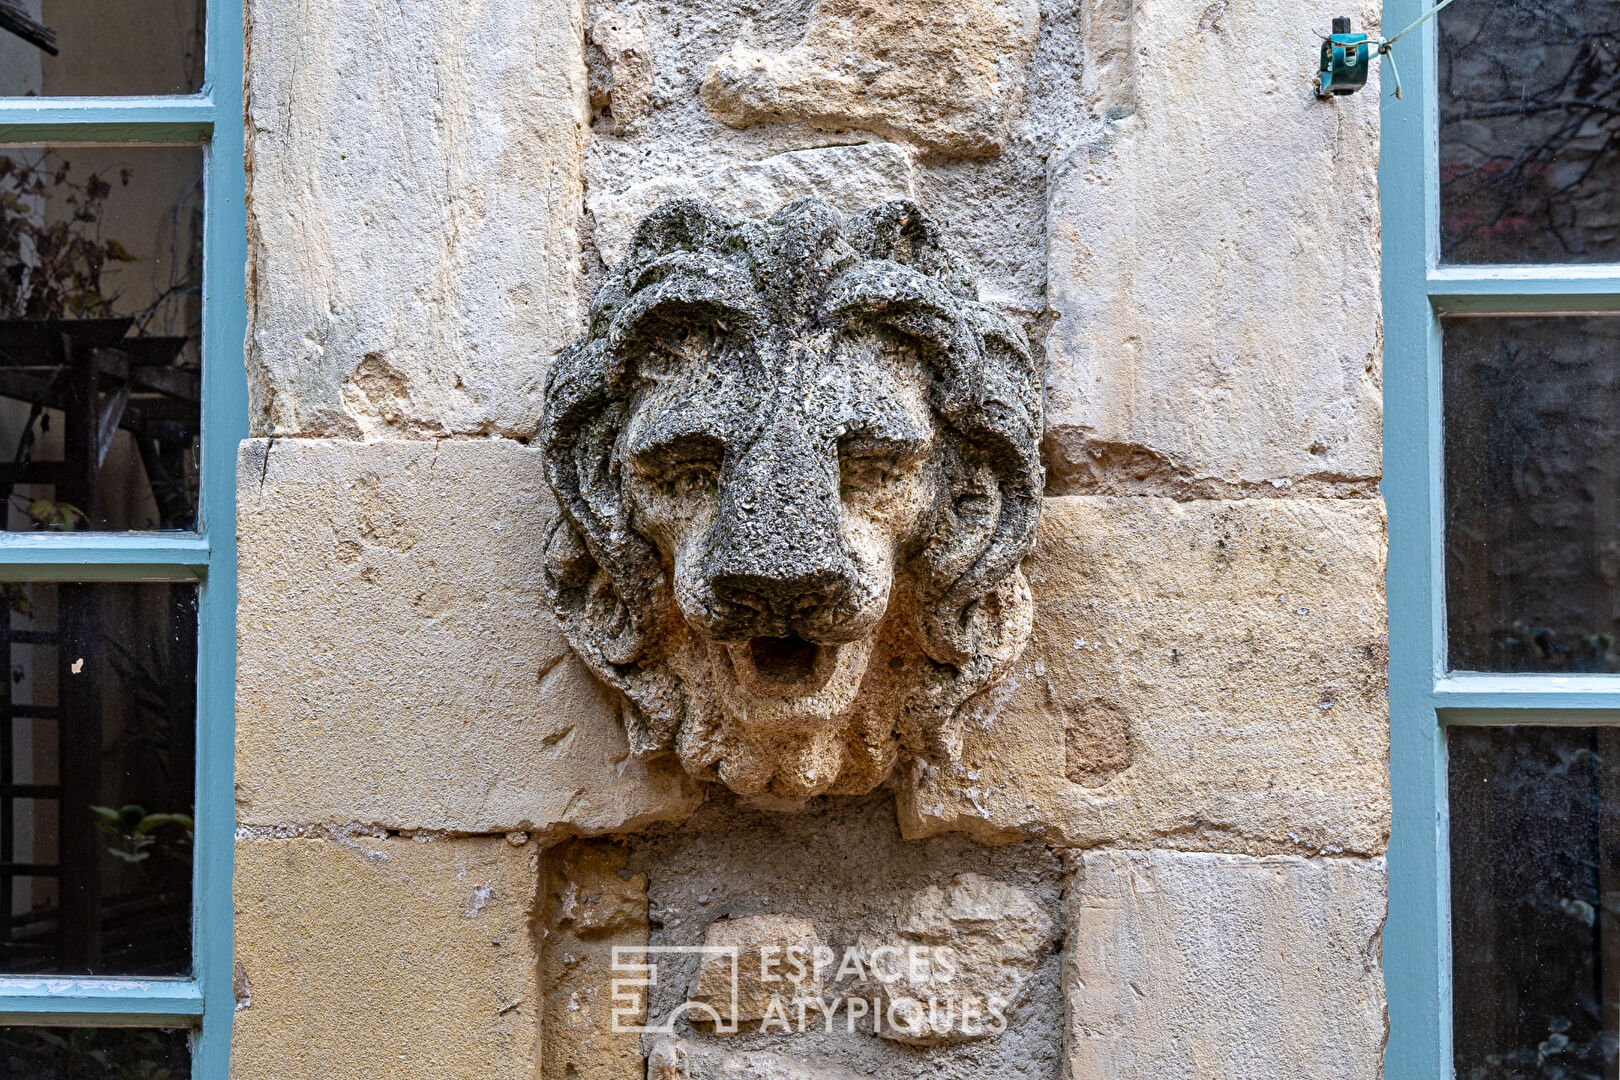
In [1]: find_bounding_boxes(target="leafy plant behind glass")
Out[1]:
[0,153,137,319]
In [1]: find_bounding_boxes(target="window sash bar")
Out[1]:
[1440,707,1620,726]
[0,535,208,579]
[1427,267,1620,314]
[1433,674,1620,712]
[0,977,202,1025]
[0,96,214,143]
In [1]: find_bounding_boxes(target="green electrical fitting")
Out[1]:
[1317,16,1370,97]
[1315,0,1466,101]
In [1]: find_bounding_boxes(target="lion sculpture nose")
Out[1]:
[710,567,851,626]
[700,420,858,639]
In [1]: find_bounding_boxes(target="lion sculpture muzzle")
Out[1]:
[541,198,1042,802]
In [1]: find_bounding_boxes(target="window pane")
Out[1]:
[0,0,204,96]
[0,1026,190,1077]
[0,582,195,976]
[1444,316,1620,673]
[0,146,203,532]
[1439,0,1620,264]
[1451,726,1620,1080]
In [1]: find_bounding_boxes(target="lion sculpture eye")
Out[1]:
[632,434,724,500]
[837,435,921,500]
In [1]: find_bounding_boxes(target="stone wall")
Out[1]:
[232,0,1387,1074]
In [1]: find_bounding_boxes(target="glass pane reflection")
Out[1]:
[1444,316,1620,673]
[1439,0,1620,264]
[1451,726,1620,1080]
[0,0,204,97]
[0,1026,190,1079]
[0,147,203,531]
[0,583,195,976]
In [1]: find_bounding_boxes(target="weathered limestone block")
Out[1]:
[542,841,650,1080]
[701,0,1039,157]
[1065,851,1386,1080]
[231,834,539,1080]
[897,496,1389,855]
[1044,0,1382,493]
[244,0,586,438]
[856,873,1056,1045]
[588,143,917,268]
[236,437,703,835]
[692,914,825,1024]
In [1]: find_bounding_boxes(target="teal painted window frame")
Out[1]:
[0,7,247,1078]
[1382,0,1620,1076]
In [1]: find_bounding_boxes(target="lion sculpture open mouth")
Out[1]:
[541,198,1042,802]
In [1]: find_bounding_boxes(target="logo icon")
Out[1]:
[611,945,741,1034]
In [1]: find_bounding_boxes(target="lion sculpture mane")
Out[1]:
[541,197,1042,802]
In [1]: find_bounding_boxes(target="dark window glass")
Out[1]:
[0,1026,190,1078]
[1451,726,1620,1080]
[0,147,202,531]
[1444,316,1620,673]
[1439,0,1620,264]
[0,0,204,97]
[0,582,195,976]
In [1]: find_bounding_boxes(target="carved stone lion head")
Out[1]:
[541,198,1042,801]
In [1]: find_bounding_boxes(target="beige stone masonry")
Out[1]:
[236,437,703,836]
[700,0,1040,157]
[240,444,1382,852]
[1065,850,1386,1080]
[231,834,540,1079]
[245,0,586,439]
[897,496,1389,855]
[588,142,918,269]
[541,841,649,1080]
[1044,0,1383,495]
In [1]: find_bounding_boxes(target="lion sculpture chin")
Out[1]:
[540,197,1043,802]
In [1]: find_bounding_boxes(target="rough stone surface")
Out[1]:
[244,0,585,438]
[628,791,1065,1078]
[581,0,1092,319]
[700,0,1040,157]
[542,841,651,1080]
[897,496,1389,855]
[692,914,825,1024]
[231,834,539,1079]
[649,1040,874,1079]
[856,873,1056,1045]
[1043,0,1382,493]
[589,143,918,269]
[542,199,1042,802]
[590,6,654,136]
[236,437,703,834]
[1064,851,1386,1080]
